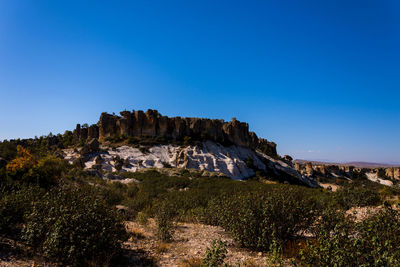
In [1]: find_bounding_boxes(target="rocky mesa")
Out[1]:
[63,109,318,186]
[72,109,277,157]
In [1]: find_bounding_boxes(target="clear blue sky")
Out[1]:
[0,0,399,163]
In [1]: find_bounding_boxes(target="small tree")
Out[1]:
[6,145,36,172]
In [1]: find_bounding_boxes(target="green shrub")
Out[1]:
[202,239,228,267]
[0,186,44,235]
[100,182,127,205]
[355,203,400,265]
[333,185,381,209]
[136,211,149,226]
[155,201,177,242]
[24,156,67,188]
[300,204,400,266]
[213,186,319,251]
[22,187,127,266]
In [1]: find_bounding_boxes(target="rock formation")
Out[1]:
[63,141,318,187]
[294,162,314,177]
[385,167,400,180]
[305,162,314,176]
[73,109,278,157]
[283,155,293,162]
[79,138,99,155]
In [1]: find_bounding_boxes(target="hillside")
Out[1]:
[2,109,400,266]
[47,109,318,187]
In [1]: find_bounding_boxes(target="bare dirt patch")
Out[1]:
[124,219,267,266]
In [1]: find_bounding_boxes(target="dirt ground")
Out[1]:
[124,219,267,266]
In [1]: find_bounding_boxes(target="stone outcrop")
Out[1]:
[305,162,314,177]
[385,167,400,180]
[63,142,318,186]
[79,138,99,155]
[294,162,314,177]
[293,160,400,186]
[73,109,278,157]
[283,155,293,162]
[295,162,356,178]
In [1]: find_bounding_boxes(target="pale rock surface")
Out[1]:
[366,172,393,186]
[64,141,316,186]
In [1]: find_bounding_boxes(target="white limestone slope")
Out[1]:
[64,141,316,186]
[366,172,393,186]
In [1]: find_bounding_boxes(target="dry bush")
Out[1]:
[155,242,171,254]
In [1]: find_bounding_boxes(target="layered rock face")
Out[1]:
[295,162,353,178]
[385,167,400,180]
[73,109,277,157]
[63,141,318,187]
[295,161,400,186]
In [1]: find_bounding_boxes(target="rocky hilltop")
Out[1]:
[294,161,400,187]
[72,109,277,157]
[57,109,322,186]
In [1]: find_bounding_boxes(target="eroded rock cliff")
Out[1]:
[73,109,277,157]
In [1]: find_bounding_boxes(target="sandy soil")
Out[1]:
[124,219,267,266]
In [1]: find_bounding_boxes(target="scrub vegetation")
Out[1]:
[1,140,400,266]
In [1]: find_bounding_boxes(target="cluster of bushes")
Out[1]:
[116,169,400,266]
[3,144,400,266]
[0,146,128,266]
[206,187,320,251]
[0,185,127,266]
[300,204,400,265]
[0,186,45,236]
[23,187,126,266]
[1,146,68,189]
[333,183,382,209]
[117,170,327,250]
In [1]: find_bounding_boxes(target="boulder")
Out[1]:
[79,138,99,155]
[283,155,293,162]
